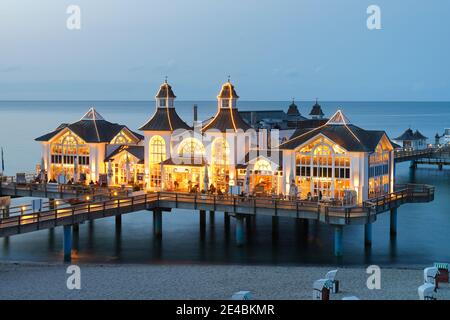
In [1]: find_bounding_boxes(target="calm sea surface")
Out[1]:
[0,101,449,266]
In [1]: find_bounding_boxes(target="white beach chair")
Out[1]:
[231,291,252,300]
[313,279,332,300]
[325,269,339,293]
[418,283,437,300]
[424,267,439,286]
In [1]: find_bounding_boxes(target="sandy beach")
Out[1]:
[1,262,449,300]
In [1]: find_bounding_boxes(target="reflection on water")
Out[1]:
[1,167,449,267]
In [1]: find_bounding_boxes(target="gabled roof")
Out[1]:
[326,110,350,125]
[242,149,283,168]
[413,130,428,140]
[280,110,390,152]
[202,108,251,132]
[156,81,176,99]
[139,107,191,131]
[81,108,105,121]
[309,101,324,116]
[105,145,144,164]
[394,128,427,141]
[35,108,143,143]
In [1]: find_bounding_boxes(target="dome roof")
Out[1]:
[156,81,176,99]
[287,100,300,116]
[309,100,324,116]
[217,81,239,99]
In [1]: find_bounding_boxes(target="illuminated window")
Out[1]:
[177,138,205,158]
[254,159,272,172]
[49,132,90,180]
[149,135,166,188]
[150,135,166,164]
[368,140,391,198]
[295,138,351,199]
[212,138,230,190]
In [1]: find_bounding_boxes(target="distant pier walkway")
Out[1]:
[394,145,450,169]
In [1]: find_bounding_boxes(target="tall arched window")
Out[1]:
[150,135,166,164]
[212,138,230,191]
[149,135,166,188]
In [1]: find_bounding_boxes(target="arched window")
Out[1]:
[113,134,127,145]
[177,138,205,158]
[62,135,78,155]
[149,135,166,164]
[49,132,90,180]
[295,138,350,199]
[212,138,229,166]
[211,138,230,191]
[254,159,272,172]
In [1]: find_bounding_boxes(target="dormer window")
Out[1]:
[159,99,166,107]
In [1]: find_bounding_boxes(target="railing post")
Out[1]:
[194,194,197,209]
[213,195,216,211]
[274,199,277,216]
[233,197,236,212]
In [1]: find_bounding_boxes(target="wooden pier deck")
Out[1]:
[0,184,434,238]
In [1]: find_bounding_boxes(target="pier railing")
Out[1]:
[0,184,434,235]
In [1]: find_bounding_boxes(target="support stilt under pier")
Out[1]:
[334,225,343,257]
[224,212,230,230]
[209,211,215,228]
[272,216,279,240]
[200,210,206,229]
[410,160,417,169]
[73,223,79,233]
[115,215,122,228]
[390,208,397,237]
[63,225,72,262]
[364,223,372,247]
[235,215,245,247]
[153,210,162,238]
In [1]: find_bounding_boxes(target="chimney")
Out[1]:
[193,104,198,123]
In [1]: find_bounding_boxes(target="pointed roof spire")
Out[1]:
[80,107,105,121]
[156,79,176,99]
[217,80,239,99]
[326,109,351,125]
[309,99,324,117]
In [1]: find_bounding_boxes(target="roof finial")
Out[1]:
[227,75,231,83]
[164,75,168,84]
